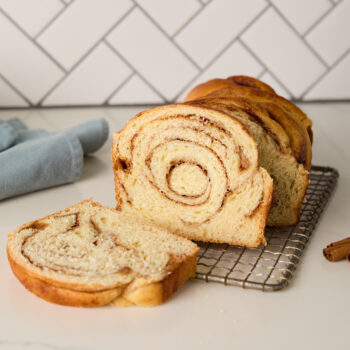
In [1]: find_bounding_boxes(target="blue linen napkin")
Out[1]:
[0,120,17,151]
[0,118,109,200]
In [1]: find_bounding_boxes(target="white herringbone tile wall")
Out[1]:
[0,0,349,107]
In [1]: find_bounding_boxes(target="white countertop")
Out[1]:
[1,103,349,350]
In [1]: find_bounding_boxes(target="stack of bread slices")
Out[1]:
[7,76,311,307]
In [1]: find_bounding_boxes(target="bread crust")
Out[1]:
[8,246,197,307]
[207,86,312,170]
[227,75,276,94]
[184,78,232,102]
[8,253,123,307]
[7,199,199,307]
[184,76,312,170]
[111,253,197,306]
[185,76,312,137]
[8,249,197,307]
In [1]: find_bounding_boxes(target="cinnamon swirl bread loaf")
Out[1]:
[112,104,273,247]
[7,199,199,307]
[184,76,312,226]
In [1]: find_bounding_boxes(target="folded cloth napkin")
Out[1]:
[0,120,18,151]
[0,118,109,200]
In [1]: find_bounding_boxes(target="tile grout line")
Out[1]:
[171,72,202,102]
[171,0,213,38]
[267,1,330,69]
[104,40,167,103]
[34,0,75,40]
[220,2,271,42]
[172,4,271,101]
[257,69,267,79]
[103,72,135,105]
[38,4,138,106]
[1,1,348,106]
[302,1,338,37]
[238,38,295,98]
[300,48,350,100]
[135,2,202,71]
[0,72,32,106]
[0,8,67,73]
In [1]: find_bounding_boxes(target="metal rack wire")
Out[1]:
[195,166,339,291]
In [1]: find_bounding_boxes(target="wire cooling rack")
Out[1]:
[195,165,339,291]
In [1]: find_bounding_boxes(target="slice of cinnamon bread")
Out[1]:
[7,199,199,307]
[112,104,273,247]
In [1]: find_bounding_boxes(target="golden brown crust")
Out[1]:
[184,76,312,170]
[8,253,122,307]
[262,102,306,164]
[209,87,312,169]
[206,87,312,169]
[183,78,232,102]
[112,253,197,306]
[187,76,312,136]
[227,75,276,94]
[8,248,197,307]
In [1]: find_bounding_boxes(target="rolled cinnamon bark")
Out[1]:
[323,242,350,262]
[326,237,350,248]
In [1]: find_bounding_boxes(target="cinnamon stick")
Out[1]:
[347,252,350,262]
[326,237,350,248]
[323,240,350,262]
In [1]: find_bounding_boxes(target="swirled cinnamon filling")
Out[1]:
[114,106,268,240]
[15,202,195,285]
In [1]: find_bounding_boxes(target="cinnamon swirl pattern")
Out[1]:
[112,104,273,246]
[7,200,198,307]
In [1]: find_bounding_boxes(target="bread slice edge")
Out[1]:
[8,247,197,307]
